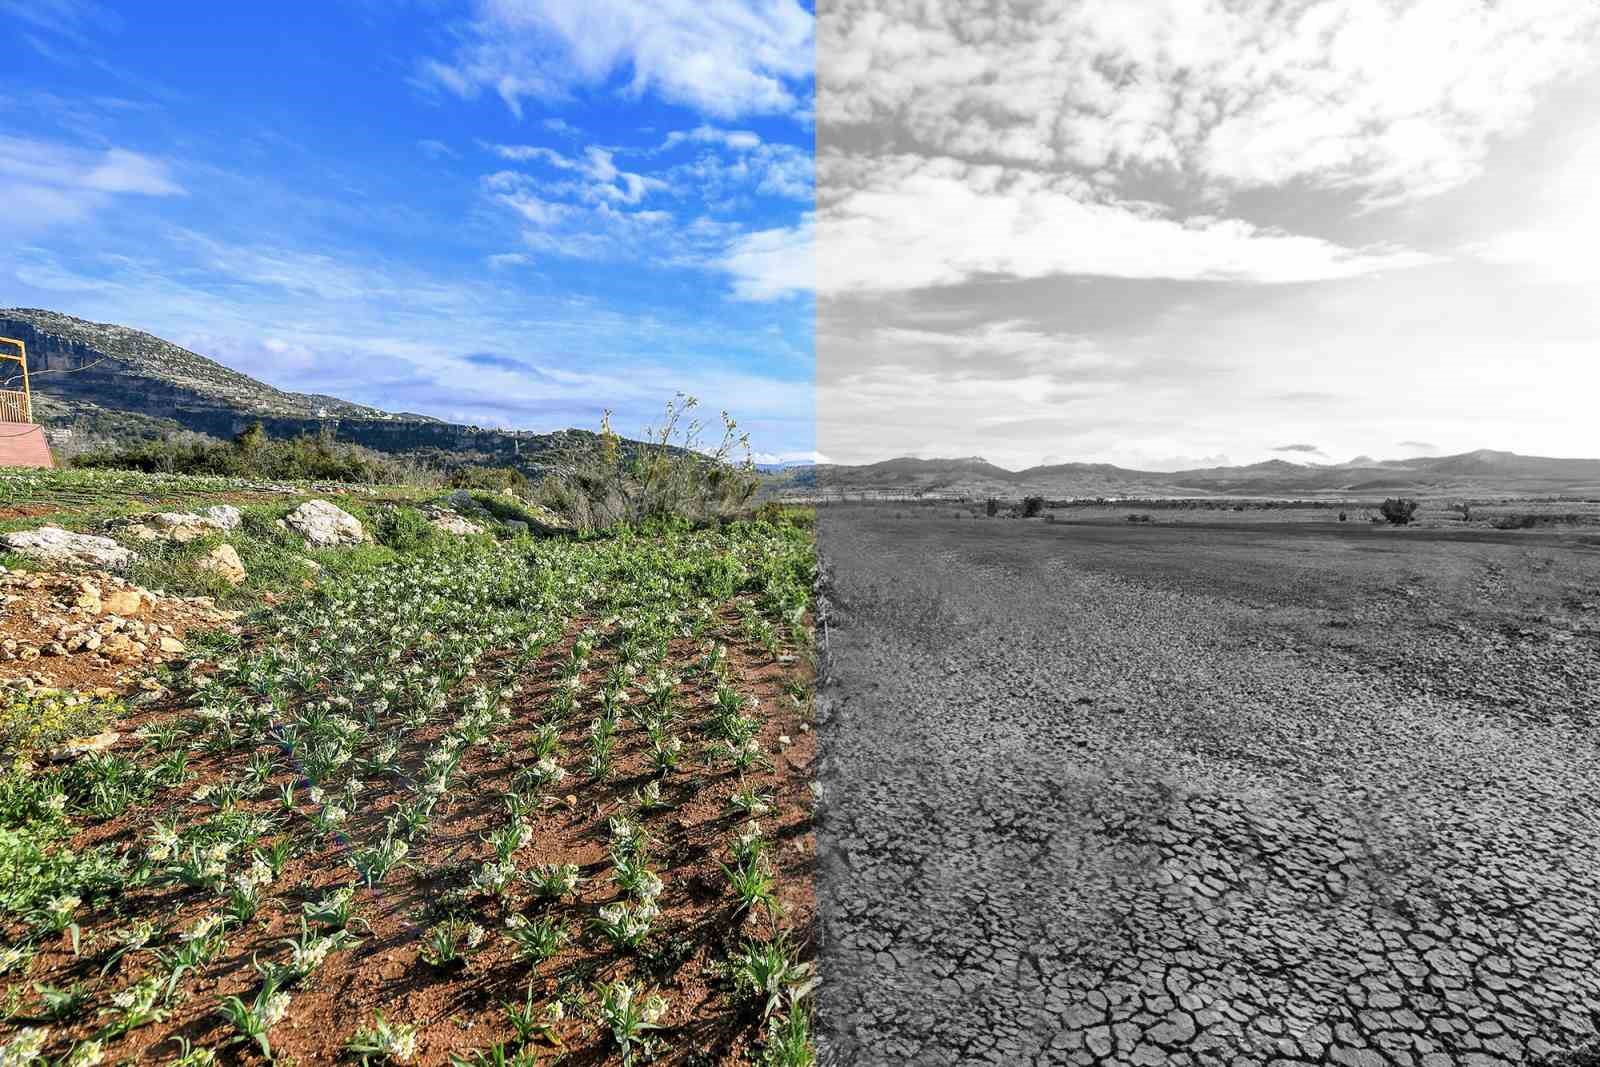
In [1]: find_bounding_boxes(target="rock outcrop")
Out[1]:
[283,500,366,547]
[195,543,247,584]
[3,527,134,570]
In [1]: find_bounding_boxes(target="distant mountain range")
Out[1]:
[8,307,1593,498]
[1,308,610,471]
[809,451,1600,499]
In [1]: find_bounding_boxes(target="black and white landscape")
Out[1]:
[814,2,1600,1065]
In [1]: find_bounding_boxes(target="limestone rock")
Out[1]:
[200,504,243,530]
[147,512,222,542]
[283,500,366,547]
[2,527,134,571]
[101,589,154,617]
[195,543,247,585]
[50,731,120,762]
[425,507,484,536]
[100,633,135,658]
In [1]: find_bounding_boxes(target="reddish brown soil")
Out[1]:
[0,570,240,690]
[0,504,62,522]
[9,604,815,1066]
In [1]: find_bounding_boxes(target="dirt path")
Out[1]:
[815,509,1600,1067]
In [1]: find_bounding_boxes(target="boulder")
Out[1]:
[195,543,247,585]
[148,512,222,542]
[283,500,366,547]
[2,527,134,570]
[101,589,155,617]
[200,505,243,530]
[447,489,485,514]
[50,731,120,762]
[124,506,241,543]
[425,507,484,536]
[73,580,102,614]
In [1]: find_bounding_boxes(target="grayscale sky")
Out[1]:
[816,0,1600,470]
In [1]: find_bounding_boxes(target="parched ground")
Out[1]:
[815,506,1600,1067]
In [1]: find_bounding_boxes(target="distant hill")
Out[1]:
[812,449,1600,499]
[1,308,610,472]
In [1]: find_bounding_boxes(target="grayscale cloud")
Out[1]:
[817,0,1600,469]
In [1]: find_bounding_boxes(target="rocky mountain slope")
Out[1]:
[814,450,1600,499]
[1,308,602,470]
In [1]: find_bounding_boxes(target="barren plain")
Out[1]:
[816,506,1600,1066]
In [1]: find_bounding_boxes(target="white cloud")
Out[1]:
[1470,228,1600,285]
[484,179,572,227]
[1465,121,1600,284]
[0,135,183,230]
[750,449,828,465]
[820,0,1600,207]
[871,321,1120,374]
[480,134,811,297]
[0,0,120,43]
[484,144,669,205]
[422,0,813,120]
[9,236,816,454]
[664,125,764,152]
[817,154,1433,293]
[670,138,812,203]
[719,215,814,301]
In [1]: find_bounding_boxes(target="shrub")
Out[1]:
[1,690,124,760]
[537,396,759,532]
[1379,498,1419,525]
[985,498,999,518]
[72,424,440,486]
[751,502,814,528]
[1021,496,1045,518]
[445,466,528,494]
[1491,513,1540,530]
[372,507,435,552]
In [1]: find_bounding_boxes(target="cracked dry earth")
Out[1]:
[813,508,1600,1067]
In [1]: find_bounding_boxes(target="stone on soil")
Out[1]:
[425,506,484,536]
[3,526,134,570]
[283,500,366,547]
[195,543,247,585]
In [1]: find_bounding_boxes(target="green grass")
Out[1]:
[1,690,126,762]
[0,464,818,1066]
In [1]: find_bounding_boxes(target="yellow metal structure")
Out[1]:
[0,337,31,423]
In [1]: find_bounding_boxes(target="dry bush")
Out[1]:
[538,395,759,531]
[1379,498,1419,525]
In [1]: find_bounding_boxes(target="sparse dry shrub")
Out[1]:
[1379,498,1419,525]
[1491,513,1540,530]
[537,395,759,532]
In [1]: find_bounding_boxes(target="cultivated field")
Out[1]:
[1,469,818,1066]
[816,505,1600,1066]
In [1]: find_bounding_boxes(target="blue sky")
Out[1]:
[0,0,816,461]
